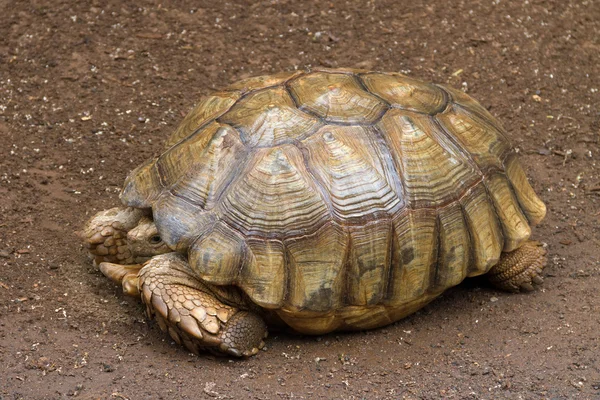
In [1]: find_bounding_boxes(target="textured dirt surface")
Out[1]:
[1,0,599,398]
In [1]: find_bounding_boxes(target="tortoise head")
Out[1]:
[79,207,170,265]
[126,216,171,259]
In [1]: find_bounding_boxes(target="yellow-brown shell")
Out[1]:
[120,68,546,317]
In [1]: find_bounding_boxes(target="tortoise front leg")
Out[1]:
[79,207,146,265]
[138,253,268,357]
[487,240,547,292]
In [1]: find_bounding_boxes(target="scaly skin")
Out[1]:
[488,241,547,292]
[138,253,267,357]
[79,207,145,265]
[79,207,170,266]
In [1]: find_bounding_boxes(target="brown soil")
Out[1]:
[1,0,599,398]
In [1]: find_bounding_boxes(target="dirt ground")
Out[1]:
[1,0,599,398]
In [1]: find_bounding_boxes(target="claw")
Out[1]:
[180,315,204,340]
[519,282,535,292]
[168,326,181,344]
[122,275,140,297]
[151,293,169,318]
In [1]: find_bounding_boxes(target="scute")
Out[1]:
[167,123,248,210]
[435,203,470,289]
[240,238,286,308]
[164,91,240,149]
[360,72,447,115]
[283,223,348,312]
[218,144,331,237]
[440,84,504,132]
[302,125,404,220]
[460,183,504,275]
[219,87,322,147]
[378,109,481,208]
[288,72,388,124]
[120,157,161,208]
[346,219,393,306]
[120,68,546,317]
[386,208,438,305]
[436,105,511,173]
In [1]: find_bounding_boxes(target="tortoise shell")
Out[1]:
[120,68,546,320]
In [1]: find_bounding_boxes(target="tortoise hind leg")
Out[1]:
[139,253,267,357]
[487,240,547,292]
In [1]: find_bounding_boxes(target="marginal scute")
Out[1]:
[288,72,388,124]
[378,109,481,208]
[188,222,245,285]
[486,173,532,252]
[219,144,331,237]
[460,183,503,276]
[436,105,511,173]
[434,203,469,289]
[219,87,322,147]
[164,91,241,148]
[346,219,393,305]
[360,72,447,115]
[504,154,547,225]
[302,125,403,220]
[386,209,437,304]
[283,223,348,312]
[239,238,286,309]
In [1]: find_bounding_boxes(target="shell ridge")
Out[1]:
[436,84,508,138]
[294,141,335,216]
[354,73,393,111]
[369,125,407,210]
[458,200,476,276]
[480,177,507,250]
[152,158,165,189]
[430,213,443,291]
[155,157,170,189]
[383,221,397,302]
[337,224,353,307]
[501,157,539,225]
[164,91,241,149]
[430,115,484,180]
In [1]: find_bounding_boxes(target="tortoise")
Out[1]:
[80,68,547,357]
